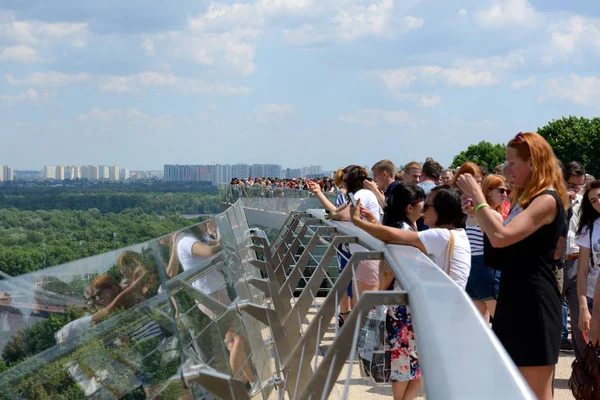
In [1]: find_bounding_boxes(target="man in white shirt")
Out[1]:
[561,161,587,359]
[176,223,257,389]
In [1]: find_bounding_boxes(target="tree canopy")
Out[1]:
[450,141,506,173]
[537,116,600,178]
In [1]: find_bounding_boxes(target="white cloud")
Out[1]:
[77,107,174,127]
[0,45,41,63]
[6,72,89,86]
[476,0,538,27]
[540,74,600,106]
[372,65,498,92]
[403,16,424,31]
[0,13,88,47]
[543,16,600,63]
[419,94,441,107]
[453,50,525,70]
[78,108,122,122]
[141,38,155,56]
[333,0,395,40]
[510,76,536,90]
[457,9,467,16]
[0,87,48,105]
[282,24,329,45]
[283,1,422,45]
[255,103,296,123]
[338,109,411,126]
[100,72,252,95]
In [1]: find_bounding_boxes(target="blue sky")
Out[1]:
[0,0,599,171]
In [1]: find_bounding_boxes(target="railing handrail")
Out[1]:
[306,209,535,399]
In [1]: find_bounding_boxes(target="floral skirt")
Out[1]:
[386,305,420,382]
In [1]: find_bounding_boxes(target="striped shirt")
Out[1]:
[465,224,484,256]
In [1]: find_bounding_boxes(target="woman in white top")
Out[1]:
[350,185,471,289]
[575,180,600,340]
[357,183,426,400]
[307,165,383,303]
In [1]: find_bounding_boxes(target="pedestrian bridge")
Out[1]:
[0,186,534,399]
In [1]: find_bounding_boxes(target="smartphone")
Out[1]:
[348,192,357,207]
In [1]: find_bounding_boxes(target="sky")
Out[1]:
[0,0,599,171]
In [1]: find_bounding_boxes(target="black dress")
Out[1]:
[484,190,565,367]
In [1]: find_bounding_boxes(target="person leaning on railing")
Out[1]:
[352,183,426,400]
[456,132,568,400]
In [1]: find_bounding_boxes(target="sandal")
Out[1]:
[338,311,350,328]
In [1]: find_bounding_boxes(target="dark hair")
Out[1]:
[563,161,586,181]
[577,180,600,236]
[480,165,489,177]
[422,159,443,181]
[385,183,426,229]
[345,165,369,194]
[429,185,465,228]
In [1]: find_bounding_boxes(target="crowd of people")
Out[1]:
[239,132,598,400]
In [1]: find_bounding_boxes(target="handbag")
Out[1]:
[357,306,391,384]
[569,341,600,399]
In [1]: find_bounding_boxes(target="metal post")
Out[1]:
[79,240,84,258]
[113,232,117,250]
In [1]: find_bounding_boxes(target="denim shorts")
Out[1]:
[466,254,500,301]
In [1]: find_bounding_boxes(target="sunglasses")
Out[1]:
[494,187,511,195]
[513,132,526,144]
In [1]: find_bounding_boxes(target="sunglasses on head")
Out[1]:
[513,132,526,143]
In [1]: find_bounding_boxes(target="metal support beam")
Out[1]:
[298,291,408,400]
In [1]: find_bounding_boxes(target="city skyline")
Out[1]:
[0,1,599,170]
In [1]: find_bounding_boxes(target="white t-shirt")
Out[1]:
[349,189,383,254]
[575,218,600,299]
[418,228,471,289]
[177,234,227,294]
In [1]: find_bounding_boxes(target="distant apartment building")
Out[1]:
[55,165,65,181]
[80,165,99,180]
[64,166,81,180]
[109,166,119,181]
[283,168,302,179]
[0,165,14,182]
[162,163,314,184]
[231,163,250,179]
[43,165,56,180]
[120,168,130,181]
[301,165,322,178]
[98,165,109,180]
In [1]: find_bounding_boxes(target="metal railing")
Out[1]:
[0,197,535,400]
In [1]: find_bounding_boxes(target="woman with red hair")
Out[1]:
[464,174,508,321]
[457,132,568,400]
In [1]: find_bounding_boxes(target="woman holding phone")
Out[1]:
[307,165,382,302]
[456,132,568,400]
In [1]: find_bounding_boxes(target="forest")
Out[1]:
[0,181,222,276]
[0,181,221,214]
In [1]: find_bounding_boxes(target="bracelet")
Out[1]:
[475,203,490,214]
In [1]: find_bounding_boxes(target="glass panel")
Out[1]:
[0,234,192,399]
[0,200,274,400]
